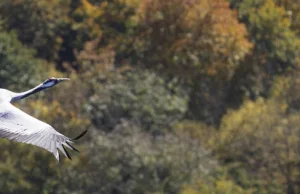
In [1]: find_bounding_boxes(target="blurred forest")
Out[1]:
[0,0,299,193]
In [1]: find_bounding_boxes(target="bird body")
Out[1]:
[0,77,87,161]
[0,89,15,102]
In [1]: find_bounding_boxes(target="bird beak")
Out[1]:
[57,78,70,82]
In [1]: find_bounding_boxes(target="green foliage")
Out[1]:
[270,72,300,112]
[280,0,300,35]
[0,29,43,89]
[215,95,300,193]
[88,69,189,132]
[246,0,300,66]
[181,173,253,194]
[58,124,215,194]
[0,0,71,61]
[228,0,300,106]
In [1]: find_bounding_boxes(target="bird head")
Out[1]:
[41,77,70,88]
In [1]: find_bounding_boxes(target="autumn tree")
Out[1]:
[216,93,300,193]
[228,0,300,105]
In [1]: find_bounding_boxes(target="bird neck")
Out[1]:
[11,83,48,102]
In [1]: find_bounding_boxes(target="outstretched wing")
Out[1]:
[0,102,87,160]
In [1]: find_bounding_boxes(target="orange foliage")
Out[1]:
[133,0,252,80]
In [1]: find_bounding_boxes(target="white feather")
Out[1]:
[0,101,73,161]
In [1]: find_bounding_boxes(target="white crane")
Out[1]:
[0,77,87,161]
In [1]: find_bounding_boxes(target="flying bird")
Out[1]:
[0,77,87,161]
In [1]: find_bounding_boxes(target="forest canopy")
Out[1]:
[0,0,299,193]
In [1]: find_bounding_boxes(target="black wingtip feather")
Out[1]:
[73,129,88,140]
[62,144,72,160]
[66,142,80,153]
